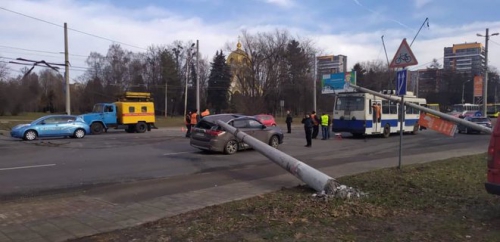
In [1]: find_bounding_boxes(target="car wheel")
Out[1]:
[269,135,279,148]
[136,122,147,133]
[23,130,37,141]
[224,140,238,155]
[272,124,276,127]
[382,125,390,138]
[73,129,85,139]
[91,122,104,135]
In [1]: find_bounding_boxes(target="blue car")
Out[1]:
[10,115,91,141]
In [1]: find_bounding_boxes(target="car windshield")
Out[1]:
[471,118,489,122]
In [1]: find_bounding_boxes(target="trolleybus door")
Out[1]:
[371,100,382,133]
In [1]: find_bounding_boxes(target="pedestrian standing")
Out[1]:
[311,111,320,139]
[320,112,329,140]
[285,110,293,133]
[372,103,381,123]
[185,111,192,138]
[302,114,313,147]
[327,113,332,139]
[190,109,198,131]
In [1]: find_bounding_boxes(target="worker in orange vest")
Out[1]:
[190,109,198,128]
[372,103,381,123]
[201,109,210,118]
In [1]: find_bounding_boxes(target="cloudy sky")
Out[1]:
[1,0,500,81]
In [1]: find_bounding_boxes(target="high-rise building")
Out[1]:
[443,42,485,76]
[316,55,347,77]
[408,69,443,98]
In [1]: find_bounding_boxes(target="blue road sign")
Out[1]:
[474,111,483,117]
[396,69,407,96]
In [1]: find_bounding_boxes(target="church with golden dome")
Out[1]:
[226,39,251,96]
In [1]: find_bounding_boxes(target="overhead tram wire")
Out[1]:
[0,49,88,60]
[490,39,500,46]
[7,61,88,73]
[0,45,89,58]
[0,7,147,51]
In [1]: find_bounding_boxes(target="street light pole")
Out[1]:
[196,40,200,116]
[64,23,71,115]
[184,43,195,119]
[462,80,471,104]
[312,54,317,112]
[477,28,499,115]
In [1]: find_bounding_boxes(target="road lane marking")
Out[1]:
[162,151,191,156]
[0,164,56,171]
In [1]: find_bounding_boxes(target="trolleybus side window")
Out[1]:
[406,102,419,114]
[382,100,397,114]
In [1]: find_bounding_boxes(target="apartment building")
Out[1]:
[443,42,485,76]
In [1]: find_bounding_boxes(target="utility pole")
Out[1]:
[184,50,190,119]
[164,56,168,118]
[184,43,195,119]
[313,54,317,112]
[477,28,499,116]
[64,23,71,115]
[196,40,200,115]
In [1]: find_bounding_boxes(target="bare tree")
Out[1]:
[0,59,8,81]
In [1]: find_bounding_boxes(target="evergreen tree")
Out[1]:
[352,63,366,87]
[207,51,231,113]
[284,40,309,114]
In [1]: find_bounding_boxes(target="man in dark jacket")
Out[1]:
[301,114,313,147]
[185,111,192,138]
[285,110,292,133]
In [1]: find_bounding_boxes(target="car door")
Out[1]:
[232,119,253,149]
[247,119,269,143]
[37,117,58,137]
[59,116,77,135]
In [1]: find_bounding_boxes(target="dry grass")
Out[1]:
[73,154,500,242]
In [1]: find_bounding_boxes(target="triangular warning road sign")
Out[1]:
[389,38,418,68]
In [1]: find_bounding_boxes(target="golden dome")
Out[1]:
[227,39,249,65]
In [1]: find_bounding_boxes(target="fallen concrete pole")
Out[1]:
[216,120,365,199]
[349,84,493,135]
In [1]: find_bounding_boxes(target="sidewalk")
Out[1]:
[0,148,486,242]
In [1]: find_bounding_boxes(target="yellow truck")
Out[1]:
[81,92,157,134]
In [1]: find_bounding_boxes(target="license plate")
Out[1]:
[195,132,205,137]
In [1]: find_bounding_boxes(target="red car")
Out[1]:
[487,115,500,195]
[254,114,277,127]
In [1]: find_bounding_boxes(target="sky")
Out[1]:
[1,0,500,82]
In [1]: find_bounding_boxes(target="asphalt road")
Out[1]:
[0,126,490,201]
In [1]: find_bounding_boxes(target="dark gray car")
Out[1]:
[189,114,284,154]
[457,116,492,134]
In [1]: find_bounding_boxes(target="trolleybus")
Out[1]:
[332,90,427,138]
